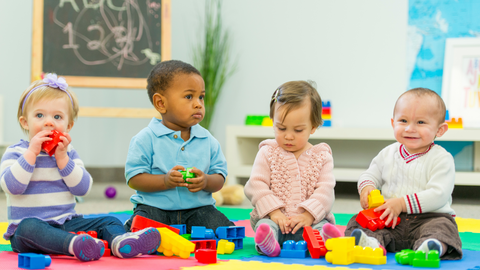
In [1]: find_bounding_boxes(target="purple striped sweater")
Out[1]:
[0,140,92,240]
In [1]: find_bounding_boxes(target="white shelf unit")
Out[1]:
[226,125,480,186]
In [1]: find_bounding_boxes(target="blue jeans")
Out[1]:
[124,204,235,233]
[10,216,126,255]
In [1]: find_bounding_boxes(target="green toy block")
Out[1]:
[245,115,268,125]
[180,167,195,184]
[395,249,440,268]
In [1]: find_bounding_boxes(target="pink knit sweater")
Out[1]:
[244,139,336,226]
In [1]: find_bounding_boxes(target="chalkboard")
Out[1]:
[32,0,171,88]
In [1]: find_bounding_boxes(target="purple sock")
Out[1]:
[254,223,280,257]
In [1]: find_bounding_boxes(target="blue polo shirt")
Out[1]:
[125,118,227,210]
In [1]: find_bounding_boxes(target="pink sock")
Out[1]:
[254,223,280,257]
[320,223,342,241]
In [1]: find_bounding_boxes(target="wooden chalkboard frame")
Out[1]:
[31,0,171,89]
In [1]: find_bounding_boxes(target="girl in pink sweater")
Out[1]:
[244,80,341,257]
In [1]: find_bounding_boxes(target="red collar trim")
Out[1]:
[399,143,434,163]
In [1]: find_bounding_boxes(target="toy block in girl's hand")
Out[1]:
[42,130,64,156]
[355,208,401,231]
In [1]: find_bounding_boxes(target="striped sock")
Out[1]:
[320,223,342,241]
[254,223,280,257]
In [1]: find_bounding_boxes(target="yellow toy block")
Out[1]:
[261,117,273,126]
[325,237,355,265]
[353,245,386,265]
[446,118,463,129]
[368,189,384,209]
[156,227,195,259]
[217,239,235,254]
[322,114,331,120]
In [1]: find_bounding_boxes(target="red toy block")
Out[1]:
[42,130,64,156]
[195,249,217,264]
[131,215,180,234]
[302,226,327,259]
[101,240,111,257]
[87,231,98,238]
[191,239,217,252]
[356,208,401,231]
[322,107,331,115]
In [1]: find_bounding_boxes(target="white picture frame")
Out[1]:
[442,38,480,128]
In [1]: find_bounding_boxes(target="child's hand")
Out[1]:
[186,167,207,193]
[55,132,71,160]
[27,130,53,156]
[288,211,314,234]
[360,186,376,209]
[268,209,291,234]
[374,197,406,229]
[165,165,189,189]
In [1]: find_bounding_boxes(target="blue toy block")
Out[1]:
[280,240,308,258]
[215,226,245,239]
[191,226,215,239]
[322,120,331,127]
[322,101,331,108]
[170,224,186,235]
[18,253,52,269]
[227,238,243,250]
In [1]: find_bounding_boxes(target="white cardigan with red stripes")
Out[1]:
[357,142,456,216]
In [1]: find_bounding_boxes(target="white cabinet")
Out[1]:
[226,125,480,186]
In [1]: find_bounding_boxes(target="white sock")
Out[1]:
[68,235,78,256]
[417,238,443,257]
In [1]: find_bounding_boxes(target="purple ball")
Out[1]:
[105,186,116,199]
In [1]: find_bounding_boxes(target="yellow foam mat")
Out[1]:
[181,260,372,270]
[0,222,9,245]
[456,217,480,233]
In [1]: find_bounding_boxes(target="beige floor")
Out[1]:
[1,182,480,222]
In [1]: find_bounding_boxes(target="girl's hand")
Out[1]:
[374,197,406,229]
[360,186,376,209]
[288,211,314,234]
[164,165,189,189]
[186,167,207,193]
[268,209,291,234]
[27,130,53,156]
[55,132,71,161]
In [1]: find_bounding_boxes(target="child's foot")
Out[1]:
[351,228,386,255]
[254,223,281,257]
[417,238,443,258]
[71,235,105,262]
[321,223,342,241]
[111,227,161,258]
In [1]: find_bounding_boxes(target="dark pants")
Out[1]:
[124,204,235,233]
[10,216,126,255]
[344,212,462,260]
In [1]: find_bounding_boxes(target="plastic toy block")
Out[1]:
[352,245,386,265]
[322,114,331,120]
[170,224,186,235]
[395,249,440,268]
[195,249,217,264]
[180,167,195,184]
[325,237,356,265]
[446,117,463,129]
[261,117,273,126]
[217,239,235,254]
[222,238,243,250]
[322,120,332,127]
[191,226,215,239]
[131,215,179,234]
[322,101,331,108]
[245,115,269,125]
[181,234,192,240]
[41,130,63,156]
[322,107,331,115]
[356,208,400,231]
[215,226,245,239]
[367,189,384,209]
[192,239,217,252]
[280,240,308,258]
[157,227,195,259]
[302,226,327,259]
[18,253,52,269]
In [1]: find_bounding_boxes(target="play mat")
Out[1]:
[1,207,479,270]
